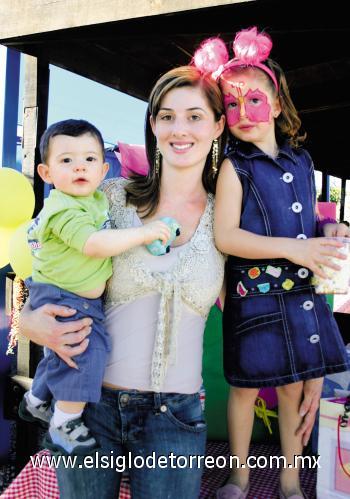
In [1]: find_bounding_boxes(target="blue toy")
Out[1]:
[146,217,181,256]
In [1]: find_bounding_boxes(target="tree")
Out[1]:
[329,186,341,204]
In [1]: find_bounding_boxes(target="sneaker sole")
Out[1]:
[42,434,100,456]
[18,400,50,428]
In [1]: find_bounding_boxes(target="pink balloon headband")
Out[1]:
[192,27,279,91]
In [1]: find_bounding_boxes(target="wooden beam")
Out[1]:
[26,40,156,100]
[299,101,350,115]
[286,59,350,89]
[0,0,253,39]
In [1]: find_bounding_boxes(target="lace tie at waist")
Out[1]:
[151,275,182,392]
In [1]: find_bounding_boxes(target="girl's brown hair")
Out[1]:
[125,66,227,217]
[265,58,306,147]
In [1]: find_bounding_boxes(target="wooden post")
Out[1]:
[9,55,50,470]
[18,55,49,378]
[321,173,330,202]
[22,55,49,216]
[340,177,346,222]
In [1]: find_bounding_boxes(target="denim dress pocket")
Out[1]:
[223,295,292,386]
[235,312,283,335]
[164,393,207,433]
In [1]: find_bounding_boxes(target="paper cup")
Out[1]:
[313,237,350,294]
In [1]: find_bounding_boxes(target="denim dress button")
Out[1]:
[310,334,320,344]
[298,268,309,279]
[83,302,89,310]
[160,405,167,412]
[303,300,314,311]
[296,234,307,239]
[282,172,294,183]
[292,202,303,213]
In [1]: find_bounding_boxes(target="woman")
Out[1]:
[20,64,322,498]
[20,65,225,498]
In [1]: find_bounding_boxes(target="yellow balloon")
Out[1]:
[9,220,33,280]
[0,168,35,228]
[0,227,15,268]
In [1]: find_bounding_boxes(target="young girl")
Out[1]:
[193,27,350,499]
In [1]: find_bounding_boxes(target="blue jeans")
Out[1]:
[55,387,207,499]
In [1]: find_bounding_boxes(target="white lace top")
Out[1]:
[101,178,225,392]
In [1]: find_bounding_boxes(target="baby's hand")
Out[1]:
[141,220,171,246]
[323,222,350,238]
[286,237,346,278]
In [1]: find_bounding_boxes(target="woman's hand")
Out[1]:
[323,222,350,238]
[296,377,323,446]
[284,237,346,278]
[19,301,92,368]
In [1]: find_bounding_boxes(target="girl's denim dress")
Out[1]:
[223,140,349,388]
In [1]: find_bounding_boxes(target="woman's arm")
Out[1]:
[19,301,92,368]
[214,159,346,278]
[322,222,350,238]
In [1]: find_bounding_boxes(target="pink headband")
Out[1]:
[193,27,279,91]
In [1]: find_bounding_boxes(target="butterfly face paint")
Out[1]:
[224,86,271,127]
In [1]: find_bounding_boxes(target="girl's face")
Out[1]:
[150,85,224,174]
[220,68,280,146]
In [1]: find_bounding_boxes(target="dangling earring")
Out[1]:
[155,147,161,176]
[211,139,219,176]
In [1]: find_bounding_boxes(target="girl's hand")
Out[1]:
[323,222,350,238]
[296,377,323,446]
[284,237,346,278]
[141,220,171,245]
[19,301,92,368]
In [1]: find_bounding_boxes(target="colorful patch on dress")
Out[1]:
[265,265,282,278]
[257,283,270,293]
[237,281,248,297]
[248,267,261,279]
[282,278,294,290]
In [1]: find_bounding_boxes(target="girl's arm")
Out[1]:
[214,159,345,278]
[296,377,323,446]
[219,281,226,311]
[83,220,170,258]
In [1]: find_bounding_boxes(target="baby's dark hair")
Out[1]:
[40,119,105,163]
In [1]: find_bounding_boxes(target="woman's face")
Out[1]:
[150,85,224,173]
[220,68,280,146]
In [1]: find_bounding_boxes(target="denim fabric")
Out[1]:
[223,141,349,388]
[26,279,110,403]
[54,387,207,499]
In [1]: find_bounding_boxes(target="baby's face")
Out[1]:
[41,133,109,197]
